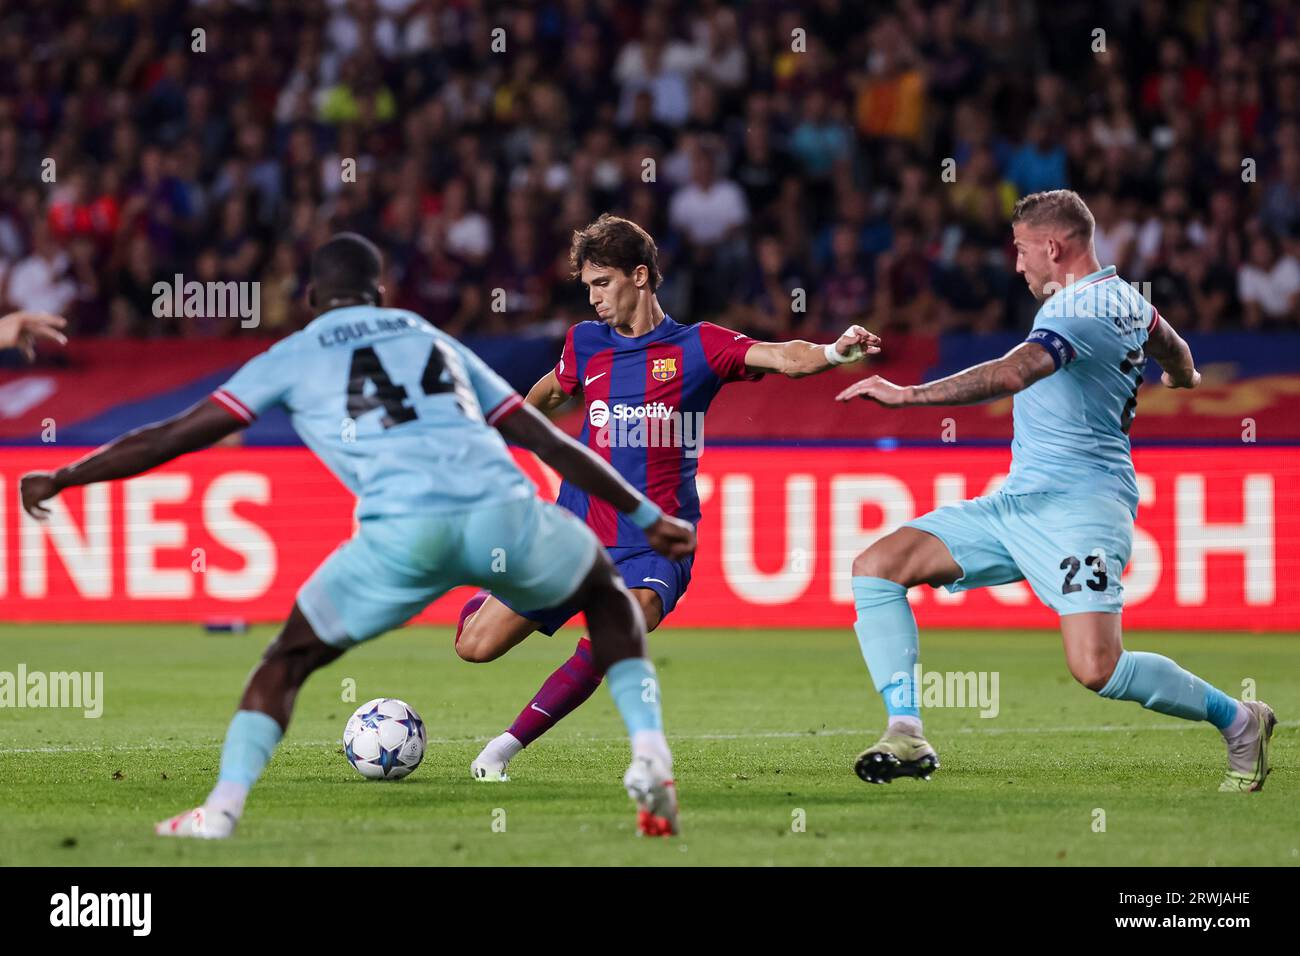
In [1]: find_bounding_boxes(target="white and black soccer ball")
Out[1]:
[342,698,427,780]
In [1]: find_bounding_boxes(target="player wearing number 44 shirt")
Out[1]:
[19,233,701,839]
[456,214,881,787]
[835,190,1276,794]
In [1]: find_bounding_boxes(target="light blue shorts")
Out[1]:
[905,491,1134,615]
[298,497,600,647]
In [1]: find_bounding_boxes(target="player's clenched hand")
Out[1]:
[833,325,882,362]
[835,375,912,407]
[0,311,68,361]
[1161,368,1201,389]
[20,471,62,520]
[644,514,696,559]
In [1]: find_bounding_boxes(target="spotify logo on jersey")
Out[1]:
[589,400,610,427]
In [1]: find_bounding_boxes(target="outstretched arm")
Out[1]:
[835,341,1057,408]
[743,324,881,378]
[20,399,245,518]
[0,311,68,360]
[494,401,695,559]
[1144,311,1200,389]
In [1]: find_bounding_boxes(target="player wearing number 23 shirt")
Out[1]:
[835,189,1275,796]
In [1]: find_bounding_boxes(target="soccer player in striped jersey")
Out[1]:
[836,190,1275,793]
[456,214,880,785]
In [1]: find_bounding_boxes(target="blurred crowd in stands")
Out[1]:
[1,0,1299,346]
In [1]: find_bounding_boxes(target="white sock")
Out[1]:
[1220,701,1251,741]
[631,729,672,771]
[887,716,923,737]
[484,731,523,763]
[204,780,249,819]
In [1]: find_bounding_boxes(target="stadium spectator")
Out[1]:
[437,176,491,266]
[949,146,1017,229]
[1239,232,1300,328]
[933,236,1008,333]
[1005,113,1069,197]
[4,223,78,319]
[1090,193,1139,276]
[876,217,936,332]
[615,10,695,128]
[258,241,306,335]
[1261,148,1300,238]
[814,223,874,337]
[0,0,1298,343]
[667,143,748,248]
[718,233,797,339]
[1181,243,1239,331]
[110,235,161,337]
[693,7,747,94]
[854,16,925,145]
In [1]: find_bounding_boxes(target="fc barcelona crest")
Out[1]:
[651,357,678,382]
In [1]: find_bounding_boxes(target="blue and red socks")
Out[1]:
[505,636,603,747]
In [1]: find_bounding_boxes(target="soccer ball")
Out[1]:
[342,698,427,780]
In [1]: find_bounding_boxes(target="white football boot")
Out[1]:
[470,752,510,783]
[623,754,679,836]
[1219,700,1277,792]
[470,732,521,782]
[154,806,237,840]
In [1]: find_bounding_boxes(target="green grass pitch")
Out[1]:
[0,623,1295,866]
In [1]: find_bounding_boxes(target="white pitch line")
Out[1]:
[1,720,1294,755]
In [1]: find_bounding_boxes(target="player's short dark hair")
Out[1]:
[569,214,662,290]
[311,232,383,299]
[1011,190,1095,242]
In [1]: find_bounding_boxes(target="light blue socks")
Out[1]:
[851,573,1239,732]
[852,576,920,719]
[204,709,285,819]
[606,657,664,735]
[1098,650,1239,729]
[216,710,284,787]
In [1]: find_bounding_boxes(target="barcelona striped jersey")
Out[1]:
[552,315,761,551]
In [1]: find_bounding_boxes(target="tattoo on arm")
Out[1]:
[910,344,1057,406]
[1145,314,1195,378]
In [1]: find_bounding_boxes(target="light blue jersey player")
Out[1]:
[834,191,1276,794]
[19,233,696,839]
[211,304,586,644]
